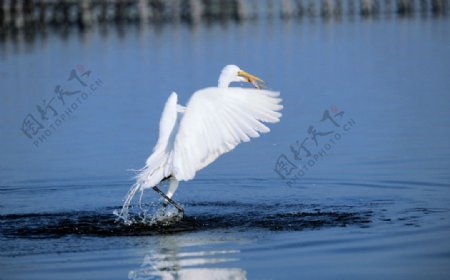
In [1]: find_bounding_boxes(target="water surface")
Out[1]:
[1,15,450,279]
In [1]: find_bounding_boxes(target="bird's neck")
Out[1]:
[218,74,231,88]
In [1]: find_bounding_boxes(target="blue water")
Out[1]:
[1,15,450,279]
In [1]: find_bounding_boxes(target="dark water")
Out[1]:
[1,16,450,279]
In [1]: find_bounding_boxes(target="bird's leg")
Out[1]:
[153,186,184,213]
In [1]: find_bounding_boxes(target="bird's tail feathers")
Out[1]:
[138,150,173,188]
[116,148,174,223]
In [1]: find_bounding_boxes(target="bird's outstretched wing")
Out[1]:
[138,92,179,187]
[173,87,282,181]
[149,92,179,158]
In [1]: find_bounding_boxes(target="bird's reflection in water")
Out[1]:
[129,236,246,280]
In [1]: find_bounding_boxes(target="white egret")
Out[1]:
[118,65,282,221]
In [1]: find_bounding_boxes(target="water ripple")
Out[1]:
[0,202,372,238]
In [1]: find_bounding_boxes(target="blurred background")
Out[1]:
[1,1,450,279]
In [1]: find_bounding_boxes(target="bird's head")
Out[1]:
[218,64,265,89]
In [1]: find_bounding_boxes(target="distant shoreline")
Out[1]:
[1,0,448,33]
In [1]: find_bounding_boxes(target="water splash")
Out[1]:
[114,182,141,225]
[113,201,184,227]
[113,182,184,226]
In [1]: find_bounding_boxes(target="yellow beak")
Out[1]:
[238,70,265,89]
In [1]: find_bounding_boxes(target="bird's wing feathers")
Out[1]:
[139,92,179,187]
[173,87,282,181]
[151,91,179,155]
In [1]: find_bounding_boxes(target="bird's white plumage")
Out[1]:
[136,92,180,189]
[117,65,282,221]
[150,92,179,156]
[172,87,282,180]
[135,87,282,186]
